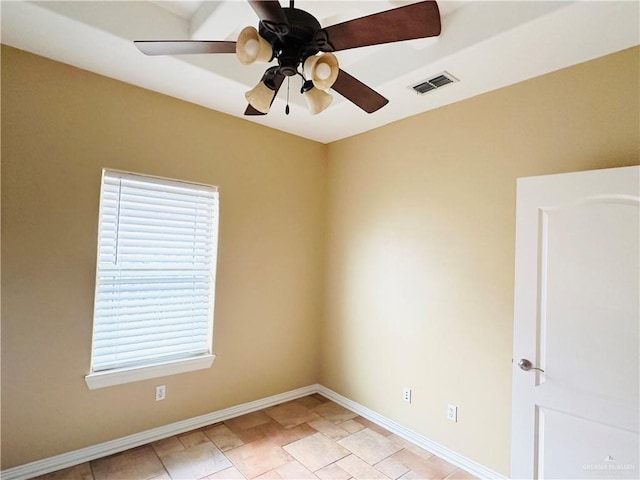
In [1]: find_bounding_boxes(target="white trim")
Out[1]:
[85,354,216,389]
[1,385,319,480]
[316,385,509,480]
[103,168,219,192]
[1,384,507,480]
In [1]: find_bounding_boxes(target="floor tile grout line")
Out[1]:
[153,445,172,480]
[87,460,97,480]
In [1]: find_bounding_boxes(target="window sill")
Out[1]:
[85,354,215,390]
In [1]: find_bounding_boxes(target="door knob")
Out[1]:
[518,359,544,373]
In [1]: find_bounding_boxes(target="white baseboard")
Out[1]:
[316,385,508,480]
[0,384,319,480]
[2,384,507,480]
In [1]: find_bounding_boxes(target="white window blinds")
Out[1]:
[91,170,219,373]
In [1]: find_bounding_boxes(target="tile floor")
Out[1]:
[32,394,478,480]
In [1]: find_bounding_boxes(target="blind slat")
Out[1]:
[99,217,217,232]
[94,328,209,348]
[96,295,209,310]
[94,309,209,323]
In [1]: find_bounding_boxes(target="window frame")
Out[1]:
[85,169,219,390]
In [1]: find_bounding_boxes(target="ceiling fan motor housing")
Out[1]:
[259,7,322,76]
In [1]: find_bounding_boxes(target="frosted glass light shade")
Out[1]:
[303,53,339,90]
[236,27,272,65]
[304,88,333,115]
[245,81,275,114]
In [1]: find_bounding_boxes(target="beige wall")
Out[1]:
[321,46,639,475]
[2,44,639,474]
[1,46,326,469]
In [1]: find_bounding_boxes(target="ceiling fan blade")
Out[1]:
[135,41,237,56]
[331,69,389,114]
[247,0,289,26]
[244,104,266,116]
[316,1,441,52]
[244,71,286,116]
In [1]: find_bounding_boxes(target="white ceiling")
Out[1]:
[2,1,638,143]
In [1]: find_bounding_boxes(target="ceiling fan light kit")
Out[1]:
[304,53,339,91]
[303,86,333,115]
[135,1,442,116]
[245,66,284,113]
[236,26,273,65]
[245,81,276,114]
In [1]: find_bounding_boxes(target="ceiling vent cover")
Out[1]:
[412,72,458,95]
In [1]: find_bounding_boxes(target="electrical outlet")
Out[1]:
[156,385,166,401]
[447,404,457,422]
[403,387,412,404]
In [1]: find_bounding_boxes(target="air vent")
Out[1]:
[411,72,458,95]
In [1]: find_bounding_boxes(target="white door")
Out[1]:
[511,166,639,479]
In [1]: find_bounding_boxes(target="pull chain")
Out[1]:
[285,77,290,115]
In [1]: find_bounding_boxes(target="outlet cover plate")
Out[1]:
[156,385,166,401]
[447,404,457,422]
[403,387,411,404]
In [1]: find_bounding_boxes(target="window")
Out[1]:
[85,169,219,389]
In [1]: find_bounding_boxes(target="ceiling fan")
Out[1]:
[135,1,441,116]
